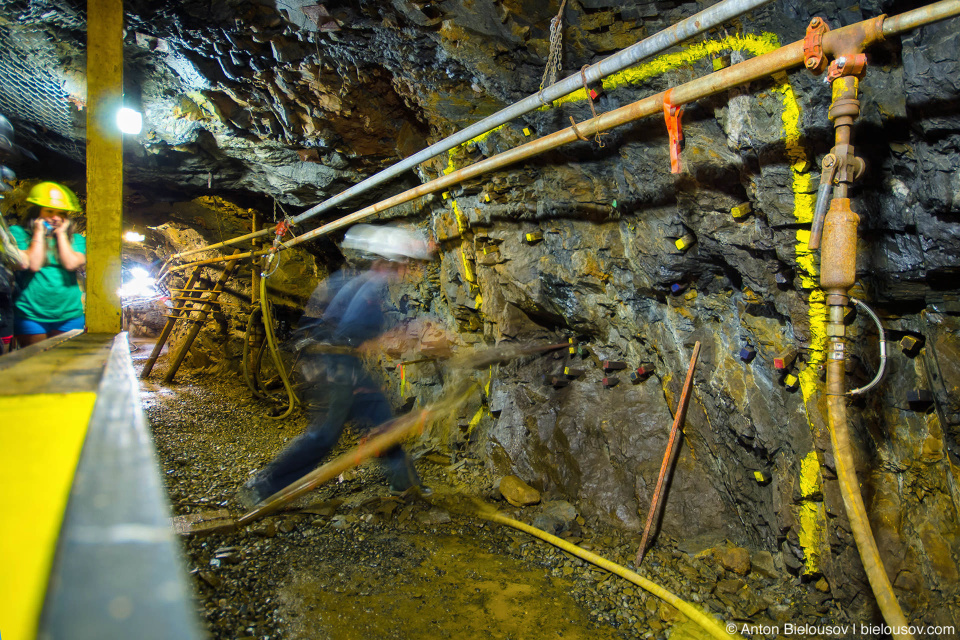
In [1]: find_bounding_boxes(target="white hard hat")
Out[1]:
[341,224,434,262]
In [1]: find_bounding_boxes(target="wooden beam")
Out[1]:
[85,0,124,333]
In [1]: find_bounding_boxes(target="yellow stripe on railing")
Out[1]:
[0,392,97,640]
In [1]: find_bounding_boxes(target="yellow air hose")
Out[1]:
[826,392,911,639]
[259,271,299,420]
[476,508,743,640]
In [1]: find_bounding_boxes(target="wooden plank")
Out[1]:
[0,329,82,372]
[0,333,114,396]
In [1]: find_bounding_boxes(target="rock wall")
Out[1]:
[386,1,960,623]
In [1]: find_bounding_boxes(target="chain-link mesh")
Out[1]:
[0,0,86,30]
[0,0,87,161]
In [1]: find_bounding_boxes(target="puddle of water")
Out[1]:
[280,531,631,640]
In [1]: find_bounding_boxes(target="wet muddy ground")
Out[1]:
[136,340,852,640]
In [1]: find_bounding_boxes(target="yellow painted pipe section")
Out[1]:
[0,393,97,640]
[85,0,124,333]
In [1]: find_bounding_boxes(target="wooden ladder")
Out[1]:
[140,250,243,382]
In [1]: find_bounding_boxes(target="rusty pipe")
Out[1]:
[167,247,272,273]
[819,198,860,299]
[883,0,960,35]
[817,56,913,638]
[166,0,960,273]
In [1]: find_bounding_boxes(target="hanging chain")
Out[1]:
[538,0,568,104]
[580,65,607,148]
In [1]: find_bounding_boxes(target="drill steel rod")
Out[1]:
[636,341,701,566]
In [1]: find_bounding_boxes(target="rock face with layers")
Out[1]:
[2,0,959,627]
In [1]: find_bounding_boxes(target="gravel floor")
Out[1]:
[137,342,847,640]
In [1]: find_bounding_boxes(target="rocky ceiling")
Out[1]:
[0,0,632,209]
[0,0,838,212]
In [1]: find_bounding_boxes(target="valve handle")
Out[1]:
[808,154,839,250]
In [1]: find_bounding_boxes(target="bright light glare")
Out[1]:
[117,107,143,134]
[124,230,145,242]
[118,266,158,298]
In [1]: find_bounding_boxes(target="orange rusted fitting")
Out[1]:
[827,53,868,82]
[820,198,859,293]
[804,17,831,75]
[663,88,684,174]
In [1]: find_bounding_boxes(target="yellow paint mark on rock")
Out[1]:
[798,451,826,575]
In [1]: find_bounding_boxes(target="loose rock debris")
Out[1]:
[143,360,856,640]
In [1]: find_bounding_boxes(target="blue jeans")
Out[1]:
[14,314,85,335]
[251,355,420,497]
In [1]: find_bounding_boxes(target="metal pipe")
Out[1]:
[847,298,887,397]
[883,0,960,35]
[167,0,960,272]
[170,0,774,261]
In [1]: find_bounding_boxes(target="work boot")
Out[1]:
[235,478,268,510]
[389,483,434,498]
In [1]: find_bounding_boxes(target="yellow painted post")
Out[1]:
[251,209,261,304]
[85,0,124,333]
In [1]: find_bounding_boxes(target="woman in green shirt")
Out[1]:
[10,181,86,347]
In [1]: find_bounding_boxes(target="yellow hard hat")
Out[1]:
[26,181,82,212]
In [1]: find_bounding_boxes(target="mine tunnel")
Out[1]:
[1,0,960,639]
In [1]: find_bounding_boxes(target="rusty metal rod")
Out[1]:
[636,341,700,566]
[178,382,481,535]
[166,0,960,274]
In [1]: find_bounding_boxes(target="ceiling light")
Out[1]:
[117,107,143,134]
